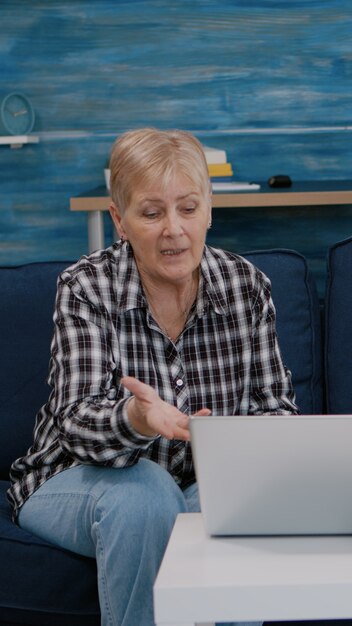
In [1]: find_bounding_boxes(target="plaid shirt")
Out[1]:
[8,242,297,519]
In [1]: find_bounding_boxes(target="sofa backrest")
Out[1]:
[0,252,323,479]
[325,236,352,414]
[243,249,323,415]
[0,262,70,479]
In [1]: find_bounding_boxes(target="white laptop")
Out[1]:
[190,414,352,536]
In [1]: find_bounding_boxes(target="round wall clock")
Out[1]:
[0,92,35,135]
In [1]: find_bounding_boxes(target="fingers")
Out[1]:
[152,412,191,441]
[162,416,190,442]
[120,375,209,442]
[121,376,154,403]
[171,425,191,442]
[161,424,190,442]
[193,408,211,416]
[171,415,190,441]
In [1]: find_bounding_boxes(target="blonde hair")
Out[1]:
[109,127,210,210]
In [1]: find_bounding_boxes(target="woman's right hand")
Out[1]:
[121,376,210,441]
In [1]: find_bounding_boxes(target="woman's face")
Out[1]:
[110,171,211,287]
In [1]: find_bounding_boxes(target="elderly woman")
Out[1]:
[9,128,297,626]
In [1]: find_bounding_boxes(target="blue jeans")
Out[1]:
[19,459,261,626]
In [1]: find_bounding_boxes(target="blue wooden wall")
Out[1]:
[1,0,351,295]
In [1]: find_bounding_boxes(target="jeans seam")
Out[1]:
[94,504,115,626]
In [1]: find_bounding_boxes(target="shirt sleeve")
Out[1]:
[249,272,299,415]
[46,272,157,466]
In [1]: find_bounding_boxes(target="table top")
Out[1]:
[153,513,352,624]
[70,180,352,211]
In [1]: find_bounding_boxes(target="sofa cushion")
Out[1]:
[0,262,71,479]
[325,236,352,414]
[0,261,100,623]
[243,249,323,415]
[0,481,100,625]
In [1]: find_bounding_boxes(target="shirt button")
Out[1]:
[176,378,184,387]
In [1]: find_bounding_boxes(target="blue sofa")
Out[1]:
[0,239,349,624]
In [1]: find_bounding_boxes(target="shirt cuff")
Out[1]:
[113,397,159,448]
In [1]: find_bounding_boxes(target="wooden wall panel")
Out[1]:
[0,0,351,294]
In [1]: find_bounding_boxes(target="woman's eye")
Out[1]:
[144,211,159,219]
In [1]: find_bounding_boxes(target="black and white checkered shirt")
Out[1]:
[9,242,297,519]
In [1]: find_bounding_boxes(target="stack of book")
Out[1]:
[203,145,234,183]
[203,145,260,192]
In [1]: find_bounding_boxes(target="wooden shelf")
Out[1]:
[70,181,352,254]
[0,135,39,148]
[70,181,352,212]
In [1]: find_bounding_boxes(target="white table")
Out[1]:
[153,513,352,626]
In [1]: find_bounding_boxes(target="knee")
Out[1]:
[125,459,187,528]
[96,459,186,535]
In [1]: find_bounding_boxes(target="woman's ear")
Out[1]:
[109,203,127,241]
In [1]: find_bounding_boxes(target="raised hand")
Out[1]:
[121,376,210,441]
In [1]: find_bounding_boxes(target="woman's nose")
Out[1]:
[162,212,183,237]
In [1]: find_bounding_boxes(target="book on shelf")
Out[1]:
[212,181,261,191]
[203,145,227,164]
[208,162,233,177]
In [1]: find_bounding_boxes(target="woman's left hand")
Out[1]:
[121,375,210,441]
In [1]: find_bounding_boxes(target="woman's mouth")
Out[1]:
[161,248,185,256]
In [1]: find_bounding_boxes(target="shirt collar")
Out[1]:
[115,243,146,312]
[199,246,229,315]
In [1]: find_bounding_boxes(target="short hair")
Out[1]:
[109,127,210,210]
